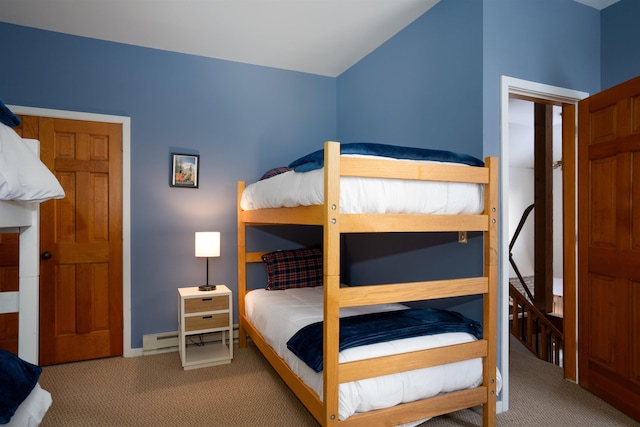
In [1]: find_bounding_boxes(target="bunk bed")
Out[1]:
[237,141,498,426]
[0,106,64,425]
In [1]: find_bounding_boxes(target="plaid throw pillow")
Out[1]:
[262,246,323,290]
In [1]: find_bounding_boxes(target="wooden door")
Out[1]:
[578,75,640,422]
[19,115,123,365]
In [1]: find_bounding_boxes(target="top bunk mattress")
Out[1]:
[241,143,485,214]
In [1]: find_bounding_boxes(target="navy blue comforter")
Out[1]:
[286,307,482,372]
[288,142,484,172]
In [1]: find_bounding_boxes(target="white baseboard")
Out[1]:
[141,324,239,356]
[142,331,178,355]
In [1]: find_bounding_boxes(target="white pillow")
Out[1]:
[0,123,65,203]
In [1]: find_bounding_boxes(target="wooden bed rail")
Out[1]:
[339,156,490,184]
[339,340,488,383]
[340,213,487,233]
[341,387,488,427]
[338,277,488,307]
[239,205,489,232]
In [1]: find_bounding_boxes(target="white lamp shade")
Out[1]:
[195,232,220,257]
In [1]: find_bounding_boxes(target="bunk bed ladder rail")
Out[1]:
[323,141,342,426]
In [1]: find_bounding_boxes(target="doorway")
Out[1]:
[499,76,588,409]
[7,105,134,359]
[507,99,564,316]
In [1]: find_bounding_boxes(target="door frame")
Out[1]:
[499,76,588,394]
[8,104,134,358]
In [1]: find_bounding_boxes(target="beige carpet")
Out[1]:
[38,338,638,426]
[423,338,638,426]
[39,342,317,426]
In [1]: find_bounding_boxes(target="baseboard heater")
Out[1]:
[142,325,239,356]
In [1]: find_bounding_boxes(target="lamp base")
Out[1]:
[198,284,217,291]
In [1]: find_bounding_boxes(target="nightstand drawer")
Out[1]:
[185,312,228,332]
[185,295,228,313]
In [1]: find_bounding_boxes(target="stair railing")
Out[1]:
[510,283,564,366]
[509,202,563,366]
[509,203,535,302]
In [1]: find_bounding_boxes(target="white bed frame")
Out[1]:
[0,139,41,364]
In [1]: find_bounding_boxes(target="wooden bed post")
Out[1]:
[483,156,498,427]
[237,181,248,348]
[323,141,341,425]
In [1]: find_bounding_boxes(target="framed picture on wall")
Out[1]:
[171,153,200,188]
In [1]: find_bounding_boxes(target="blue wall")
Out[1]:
[601,0,640,89]
[338,0,483,159]
[0,22,336,348]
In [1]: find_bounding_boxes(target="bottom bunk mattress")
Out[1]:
[245,287,501,421]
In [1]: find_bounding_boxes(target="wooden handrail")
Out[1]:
[509,283,564,366]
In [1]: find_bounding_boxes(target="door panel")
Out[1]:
[589,157,616,246]
[578,76,640,422]
[586,274,616,368]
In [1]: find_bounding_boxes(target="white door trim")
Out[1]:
[498,76,588,409]
[8,105,134,358]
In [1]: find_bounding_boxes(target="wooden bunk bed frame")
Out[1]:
[237,141,498,427]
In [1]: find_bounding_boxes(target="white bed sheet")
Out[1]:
[241,156,484,214]
[245,287,500,421]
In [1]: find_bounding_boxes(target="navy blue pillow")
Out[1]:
[0,349,42,423]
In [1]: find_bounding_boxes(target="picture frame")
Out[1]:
[171,153,200,188]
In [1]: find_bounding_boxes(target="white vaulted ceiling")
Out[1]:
[0,0,619,77]
[0,0,439,77]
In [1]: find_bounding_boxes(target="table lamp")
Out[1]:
[195,231,220,291]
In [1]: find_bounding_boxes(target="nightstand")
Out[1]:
[178,285,233,370]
